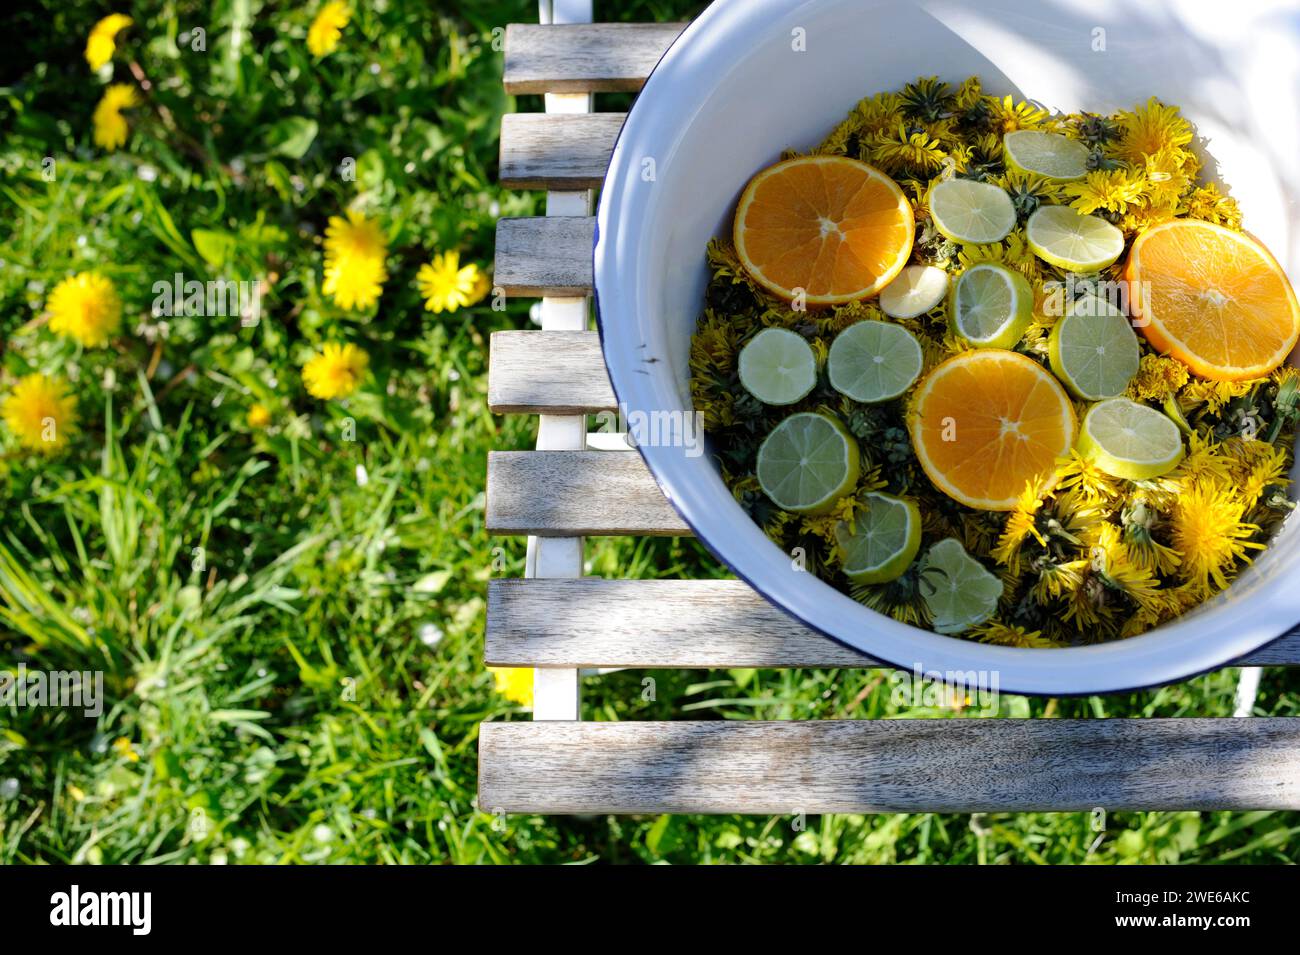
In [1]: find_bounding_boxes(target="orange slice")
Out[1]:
[733,156,914,306]
[1126,219,1300,381]
[908,350,1076,511]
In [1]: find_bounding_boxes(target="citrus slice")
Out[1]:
[1126,219,1300,380]
[835,492,922,584]
[879,264,949,318]
[733,156,915,306]
[1003,130,1091,181]
[918,537,1003,634]
[756,412,861,514]
[1047,293,1140,399]
[1076,398,1185,480]
[1026,205,1125,272]
[950,262,1033,349]
[908,349,1077,510]
[928,178,1016,245]
[738,327,817,405]
[827,320,923,403]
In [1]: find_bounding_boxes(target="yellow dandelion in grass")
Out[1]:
[303,343,369,400]
[47,271,121,347]
[247,404,272,429]
[92,83,139,151]
[1064,168,1147,216]
[112,737,139,762]
[1112,97,1194,165]
[417,251,491,314]
[489,667,533,708]
[2,374,78,452]
[1170,479,1264,595]
[322,210,388,311]
[307,1,351,57]
[85,13,132,70]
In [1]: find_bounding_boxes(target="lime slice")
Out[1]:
[757,412,861,514]
[1026,205,1125,272]
[1048,294,1140,399]
[879,265,950,319]
[949,262,1033,349]
[835,492,922,584]
[827,321,923,403]
[1077,398,1185,480]
[918,537,1003,635]
[929,178,1016,245]
[738,327,817,406]
[1003,130,1091,181]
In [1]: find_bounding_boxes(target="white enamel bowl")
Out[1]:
[594,0,1300,695]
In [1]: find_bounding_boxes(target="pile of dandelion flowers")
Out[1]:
[322,210,388,311]
[47,272,122,348]
[1,374,78,453]
[93,84,139,152]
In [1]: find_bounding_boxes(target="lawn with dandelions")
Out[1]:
[1,1,1298,865]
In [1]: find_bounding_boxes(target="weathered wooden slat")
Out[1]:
[489,330,615,414]
[494,217,594,297]
[500,113,625,190]
[485,577,1300,668]
[487,451,688,536]
[503,23,685,94]
[479,717,1300,813]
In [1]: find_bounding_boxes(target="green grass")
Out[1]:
[1,0,1298,865]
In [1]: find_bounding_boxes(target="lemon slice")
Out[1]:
[918,537,1003,634]
[1026,205,1125,272]
[879,265,950,319]
[738,327,818,406]
[827,321,924,403]
[1003,130,1091,181]
[1077,398,1185,480]
[835,492,922,584]
[950,263,1034,349]
[756,412,861,514]
[1048,294,1140,399]
[929,178,1016,245]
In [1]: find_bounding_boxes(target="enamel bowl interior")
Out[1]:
[594,0,1300,695]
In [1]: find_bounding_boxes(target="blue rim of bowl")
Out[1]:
[589,2,1296,697]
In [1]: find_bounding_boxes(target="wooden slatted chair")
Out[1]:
[479,4,1300,817]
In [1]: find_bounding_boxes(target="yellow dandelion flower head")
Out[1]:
[92,83,139,152]
[1170,478,1263,594]
[489,666,533,708]
[247,404,272,429]
[322,210,388,311]
[868,123,947,175]
[85,13,132,70]
[991,477,1048,570]
[1112,97,1194,165]
[1055,450,1121,505]
[1064,168,1147,216]
[47,271,122,347]
[1181,183,1243,230]
[303,342,369,400]
[2,373,78,453]
[953,76,984,112]
[1126,353,1189,402]
[1138,146,1193,208]
[989,94,1052,133]
[416,251,491,314]
[308,1,351,58]
[973,621,1058,649]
